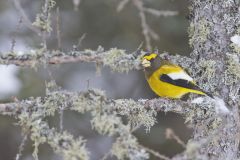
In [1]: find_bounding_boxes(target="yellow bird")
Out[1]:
[141,53,212,99]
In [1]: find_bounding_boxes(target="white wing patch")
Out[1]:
[167,71,193,81]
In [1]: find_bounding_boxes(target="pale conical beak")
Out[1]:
[141,59,151,68]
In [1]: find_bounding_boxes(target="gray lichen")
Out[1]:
[102,48,141,73]
[49,131,89,160]
[226,53,240,84]
[32,0,56,33]
[189,19,211,47]
[111,134,149,160]
[115,99,157,132]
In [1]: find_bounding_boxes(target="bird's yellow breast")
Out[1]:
[146,65,205,98]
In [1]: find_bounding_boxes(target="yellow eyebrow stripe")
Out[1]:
[143,53,157,61]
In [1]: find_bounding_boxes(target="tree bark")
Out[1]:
[173,1,240,160]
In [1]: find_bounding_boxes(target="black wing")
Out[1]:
[160,74,201,91]
[160,74,213,98]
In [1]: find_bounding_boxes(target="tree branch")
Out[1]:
[0,48,193,72]
[0,88,229,159]
[0,90,188,116]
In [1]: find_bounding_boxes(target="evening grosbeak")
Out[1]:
[141,53,212,99]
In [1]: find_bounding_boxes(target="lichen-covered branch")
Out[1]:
[0,47,193,72]
[0,88,166,159]
[0,88,226,160]
[0,89,187,117]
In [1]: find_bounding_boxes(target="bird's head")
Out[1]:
[141,52,163,78]
[141,53,160,68]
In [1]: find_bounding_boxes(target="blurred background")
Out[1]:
[0,0,192,159]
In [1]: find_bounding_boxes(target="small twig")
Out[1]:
[86,79,90,90]
[130,125,141,133]
[13,0,41,34]
[74,33,86,50]
[133,0,153,50]
[73,0,81,11]
[10,17,23,52]
[138,144,170,160]
[143,8,178,17]
[56,7,62,50]
[117,0,177,50]
[59,109,64,132]
[100,151,111,160]
[41,0,50,49]
[165,128,186,148]
[117,0,130,12]
[15,134,28,160]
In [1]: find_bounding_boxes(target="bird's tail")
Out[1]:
[190,84,213,98]
[202,91,214,98]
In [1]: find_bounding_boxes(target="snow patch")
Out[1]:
[191,97,230,114]
[0,65,21,99]
[191,97,204,104]
[213,97,230,114]
[231,35,240,47]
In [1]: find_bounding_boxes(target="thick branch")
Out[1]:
[0,90,187,116]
